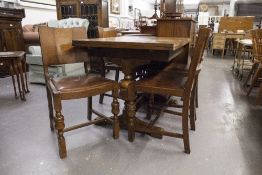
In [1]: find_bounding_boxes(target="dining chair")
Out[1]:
[212,33,226,59]
[132,28,211,153]
[96,27,122,104]
[245,29,262,105]
[39,27,120,158]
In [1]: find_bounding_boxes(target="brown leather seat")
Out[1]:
[51,75,113,92]
[39,27,120,159]
[133,28,211,154]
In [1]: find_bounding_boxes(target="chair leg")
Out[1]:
[9,64,18,99]
[99,65,106,104]
[54,96,66,159]
[146,94,154,120]
[182,98,190,154]
[255,84,262,105]
[190,84,196,131]
[221,49,225,59]
[243,62,258,89]
[99,94,105,104]
[246,66,262,96]
[115,70,120,82]
[46,86,54,131]
[112,83,120,139]
[87,97,92,121]
[195,75,199,108]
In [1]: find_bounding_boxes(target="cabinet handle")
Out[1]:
[9,24,13,27]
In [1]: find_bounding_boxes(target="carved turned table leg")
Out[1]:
[117,59,164,141]
[119,60,137,142]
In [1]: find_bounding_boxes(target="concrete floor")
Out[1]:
[0,54,262,175]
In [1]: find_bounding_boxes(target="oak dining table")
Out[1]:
[73,35,190,142]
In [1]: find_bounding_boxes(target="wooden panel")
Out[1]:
[140,26,157,35]
[219,16,255,33]
[157,19,196,45]
[165,0,176,14]
[73,36,189,51]
[0,8,25,52]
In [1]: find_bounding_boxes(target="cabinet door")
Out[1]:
[0,22,24,52]
[165,0,177,14]
[80,0,100,38]
[101,0,109,27]
[56,0,79,19]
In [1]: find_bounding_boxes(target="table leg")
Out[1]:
[13,60,23,100]
[118,59,164,141]
[9,62,18,99]
[22,56,29,93]
[17,60,26,101]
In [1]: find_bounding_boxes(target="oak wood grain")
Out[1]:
[73,36,190,51]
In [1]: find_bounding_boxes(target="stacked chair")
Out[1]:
[131,28,211,153]
[38,27,120,158]
[244,29,262,105]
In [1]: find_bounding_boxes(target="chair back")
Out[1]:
[251,29,262,62]
[39,27,88,66]
[212,33,226,50]
[98,27,117,38]
[186,28,211,91]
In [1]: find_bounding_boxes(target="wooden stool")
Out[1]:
[0,51,29,101]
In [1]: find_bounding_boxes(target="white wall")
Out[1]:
[15,0,153,27]
[133,0,153,17]
[108,0,154,28]
[21,6,56,25]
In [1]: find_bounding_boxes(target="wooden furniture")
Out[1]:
[157,19,196,46]
[218,16,255,33]
[140,26,157,35]
[0,8,25,77]
[245,29,262,105]
[0,7,25,51]
[119,30,140,35]
[39,27,119,158]
[56,0,109,38]
[0,51,29,100]
[232,39,253,80]
[97,27,122,104]
[160,0,181,18]
[212,33,226,59]
[73,35,190,142]
[133,28,211,153]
